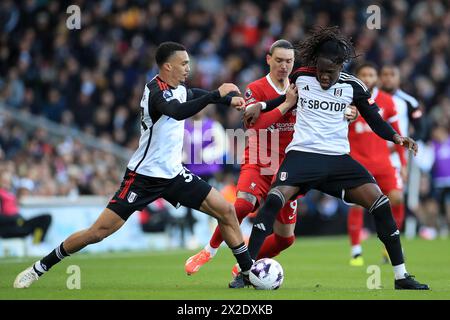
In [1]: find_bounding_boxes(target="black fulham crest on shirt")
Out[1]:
[334,88,342,97]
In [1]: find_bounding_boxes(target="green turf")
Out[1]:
[1,236,449,299]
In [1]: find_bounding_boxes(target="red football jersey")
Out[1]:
[243,74,296,172]
[349,88,401,173]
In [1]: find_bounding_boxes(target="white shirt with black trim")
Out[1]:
[287,71,372,155]
[127,76,187,179]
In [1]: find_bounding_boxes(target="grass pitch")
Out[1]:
[1,236,449,300]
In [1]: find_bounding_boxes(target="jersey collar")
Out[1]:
[155,75,176,90]
[266,74,289,95]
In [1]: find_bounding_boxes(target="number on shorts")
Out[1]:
[181,170,193,183]
[290,200,298,214]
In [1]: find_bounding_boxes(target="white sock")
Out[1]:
[33,261,46,274]
[393,263,408,280]
[204,244,218,257]
[351,245,362,257]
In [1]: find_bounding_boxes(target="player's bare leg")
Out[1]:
[190,187,253,280]
[345,183,429,290]
[14,208,125,288]
[64,209,126,253]
[198,188,245,247]
[185,191,256,275]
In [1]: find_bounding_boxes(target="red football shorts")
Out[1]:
[372,165,403,194]
[236,165,273,204]
[236,165,300,225]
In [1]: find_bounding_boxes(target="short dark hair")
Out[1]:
[355,61,379,75]
[155,42,186,66]
[269,39,294,55]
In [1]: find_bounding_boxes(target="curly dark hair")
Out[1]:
[297,26,357,66]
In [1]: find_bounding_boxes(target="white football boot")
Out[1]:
[13,266,39,288]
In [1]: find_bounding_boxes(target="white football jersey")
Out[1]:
[286,68,371,155]
[127,75,187,178]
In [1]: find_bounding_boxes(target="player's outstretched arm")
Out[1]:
[244,84,298,128]
[188,88,240,106]
[155,83,241,120]
[356,100,418,156]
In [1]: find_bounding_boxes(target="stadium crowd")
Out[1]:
[0,115,122,197]
[0,0,449,237]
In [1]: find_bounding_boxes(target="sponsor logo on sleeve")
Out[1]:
[245,88,252,99]
[163,90,174,101]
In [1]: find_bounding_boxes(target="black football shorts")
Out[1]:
[274,150,377,200]
[107,167,212,220]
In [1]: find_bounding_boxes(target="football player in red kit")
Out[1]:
[347,62,407,266]
[185,40,359,276]
[185,40,300,275]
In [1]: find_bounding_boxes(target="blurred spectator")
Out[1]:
[0,171,51,244]
[0,115,124,197]
[0,0,446,140]
[430,123,450,237]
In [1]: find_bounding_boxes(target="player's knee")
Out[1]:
[218,203,236,225]
[266,189,286,210]
[370,196,399,242]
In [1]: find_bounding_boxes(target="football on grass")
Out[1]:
[249,258,284,290]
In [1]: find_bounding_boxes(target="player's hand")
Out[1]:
[344,105,359,122]
[285,84,298,107]
[230,96,245,110]
[243,103,262,127]
[218,83,241,97]
[393,134,418,156]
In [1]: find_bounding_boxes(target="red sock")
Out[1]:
[209,198,254,248]
[257,234,295,259]
[391,203,405,231]
[348,207,364,246]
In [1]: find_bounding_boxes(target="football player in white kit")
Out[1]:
[13,42,255,289]
[233,27,428,290]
